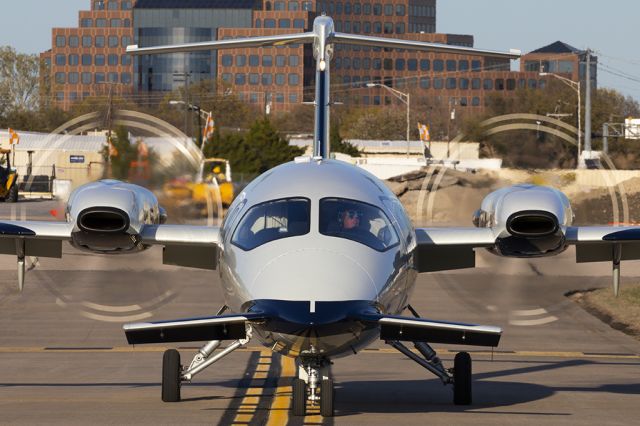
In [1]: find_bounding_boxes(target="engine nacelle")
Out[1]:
[473,184,573,257]
[66,180,166,254]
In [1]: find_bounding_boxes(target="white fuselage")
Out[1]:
[218,159,418,358]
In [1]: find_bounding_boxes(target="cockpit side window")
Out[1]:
[232,198,310,251]
[319,198,399,251]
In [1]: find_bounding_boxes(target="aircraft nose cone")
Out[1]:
[250,248,378,302]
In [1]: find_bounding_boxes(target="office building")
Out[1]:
[42,0,135,110]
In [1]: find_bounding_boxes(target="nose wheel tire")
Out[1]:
[320,378,335,417]
[453,351,472,405]
[292,378,307,416]
[162,349,182,402]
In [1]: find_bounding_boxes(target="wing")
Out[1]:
[140,224,221,270]
[354,312,502,347]
[124,312,268,344]
[566,226,640,262]
[0,221,72,259]
[415,224,640,295]
[0,220,221,290]
[414,225,640,267]
[414,227,495,272]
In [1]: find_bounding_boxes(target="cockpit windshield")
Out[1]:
[319,198,399,251]
[232,198,310,251]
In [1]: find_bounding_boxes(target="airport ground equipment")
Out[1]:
[0,149,19,202]
[163,158,233,216]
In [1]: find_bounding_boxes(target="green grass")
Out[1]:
[573,283,640,338]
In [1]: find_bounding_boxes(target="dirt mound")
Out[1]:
[387,168,640,227]
[386,167,501,226]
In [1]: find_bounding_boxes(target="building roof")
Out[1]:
[0,131,105,152]
[530,41,583,54]
[135,0,256,8]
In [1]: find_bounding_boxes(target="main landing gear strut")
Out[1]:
[385,305,473,405]
[291,357,335,417]
[161,326,252,402]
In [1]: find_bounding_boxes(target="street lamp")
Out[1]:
[169,100,210,149]
[366,83,411,155]
[540,72,581,166]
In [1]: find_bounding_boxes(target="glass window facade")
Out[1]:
[137,27,216,92]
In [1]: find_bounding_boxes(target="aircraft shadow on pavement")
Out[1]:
[333,358,640,417]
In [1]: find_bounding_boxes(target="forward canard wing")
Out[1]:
[123,312,269,344]
[355,312,502,347]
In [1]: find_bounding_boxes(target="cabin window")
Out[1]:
[319,198,399,251]
[232,198,310,251]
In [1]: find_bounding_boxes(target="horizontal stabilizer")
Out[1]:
[123,313,268,344]
[332,33,520,59]
[127,32,315,55]
[356,313,502,347]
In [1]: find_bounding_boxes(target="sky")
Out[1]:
[1,0,639,101]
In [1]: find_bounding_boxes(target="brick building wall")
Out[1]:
[42,0,135,110]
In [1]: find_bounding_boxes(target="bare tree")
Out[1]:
[0,46,40,112]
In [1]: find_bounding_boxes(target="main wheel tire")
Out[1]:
[5,185,17,203]
[291,378,307,416]
[162,349,182,402]
[320,378,335,417]
[453,351,472,405]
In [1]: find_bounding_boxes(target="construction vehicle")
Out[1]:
[0,149,19,202]
[163,158,234,216]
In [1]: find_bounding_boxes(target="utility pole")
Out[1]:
[584,49,592,160]
[105,82,115,178]
[447,98,456,159]
[173,71,192,137]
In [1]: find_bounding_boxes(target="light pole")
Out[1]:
[366,83,411,156]
[540,72,581,166]
[447,98,456,159]
[169,100,210,150]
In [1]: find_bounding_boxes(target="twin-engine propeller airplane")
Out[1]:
[1,15,637,418]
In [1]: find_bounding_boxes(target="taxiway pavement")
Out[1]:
[0,201,638,425]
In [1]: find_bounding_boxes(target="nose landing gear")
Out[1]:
[291,358,335,417]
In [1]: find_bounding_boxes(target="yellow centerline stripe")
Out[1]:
[231,351,272,426]
[266,355,296,426]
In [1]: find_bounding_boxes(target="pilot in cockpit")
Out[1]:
[339,209,362,231]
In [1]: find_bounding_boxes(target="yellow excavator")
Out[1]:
[163,158,234,216]
[0,149,19,202]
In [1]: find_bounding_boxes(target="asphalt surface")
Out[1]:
[0,200,639,425]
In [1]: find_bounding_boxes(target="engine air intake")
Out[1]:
[78,208,129,233]
[506,211,558,238]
